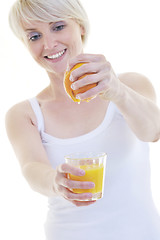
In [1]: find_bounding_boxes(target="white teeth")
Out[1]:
[46,49,65,59]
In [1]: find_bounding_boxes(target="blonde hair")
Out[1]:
[9,0,89,43]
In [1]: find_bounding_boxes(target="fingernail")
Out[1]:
[71,84,76,90]
[90,182,95,188]
[69,75,74,82]
[79,169,85,176]
[87,193,92,198]
[76,95,81,100]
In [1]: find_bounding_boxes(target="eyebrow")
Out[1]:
[25,22,55,32]
[25,28,37,32]
[25,21,65,33]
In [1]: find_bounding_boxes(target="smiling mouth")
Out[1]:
[44,49,66,60]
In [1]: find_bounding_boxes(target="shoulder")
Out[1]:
[118,72,157,102]
[6,100,34,121]
[5,100,37,133]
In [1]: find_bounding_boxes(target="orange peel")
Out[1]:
[64,62,97,103]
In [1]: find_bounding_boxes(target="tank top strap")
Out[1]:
[28,97,45,132]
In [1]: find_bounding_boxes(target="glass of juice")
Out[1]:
[65,152,106,201]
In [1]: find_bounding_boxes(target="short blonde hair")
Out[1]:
[9,0,89,43]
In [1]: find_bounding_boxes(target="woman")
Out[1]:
[6,0,160,239]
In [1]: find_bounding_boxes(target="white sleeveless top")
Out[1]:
[29,97,160,240]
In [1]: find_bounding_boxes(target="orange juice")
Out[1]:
[68,164,104,194]
[65,152,107,200]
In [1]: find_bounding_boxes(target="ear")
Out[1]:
[80,25,85,36]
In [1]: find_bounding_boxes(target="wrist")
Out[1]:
[112,81,127,104]
[101,80,126,104]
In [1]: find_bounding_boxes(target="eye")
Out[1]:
[54,25,65,31]
[28,32,42,41]
[52,22,66,32]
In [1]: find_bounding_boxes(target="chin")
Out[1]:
[48,65,67,74]
[37,60,67,74]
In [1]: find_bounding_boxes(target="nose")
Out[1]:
[43,33,58,50]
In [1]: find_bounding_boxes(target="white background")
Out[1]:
[0,0,160,239]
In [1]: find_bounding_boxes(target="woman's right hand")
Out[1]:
[53,163,96,207]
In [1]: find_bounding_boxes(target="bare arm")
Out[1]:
[5,101,95,206]
[113,72,160,142]
[5,101,56,197]
[68,54,160,142]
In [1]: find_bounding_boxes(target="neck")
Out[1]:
[46,70,69,101]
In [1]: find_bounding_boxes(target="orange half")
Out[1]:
[64,62,97,103]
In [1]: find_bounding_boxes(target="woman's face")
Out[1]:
[23,19,84,74]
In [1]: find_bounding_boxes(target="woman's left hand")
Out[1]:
[67,53,122,102]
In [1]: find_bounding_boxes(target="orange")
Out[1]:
[64,62,97,103]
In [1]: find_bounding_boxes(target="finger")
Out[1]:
[68,54,106,71]
[60,177,95,190]
[70,61,111,83]
[75,73,110,100]
[71,72,102,91]
[69,62,99,82]
[57,185,94,201]
[58,163,85,176]
[64,190,93,201]
[75,83,104,101]
[71,200,96,207]
[76,88,98,101]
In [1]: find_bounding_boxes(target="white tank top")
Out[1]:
[29,97,160,240]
